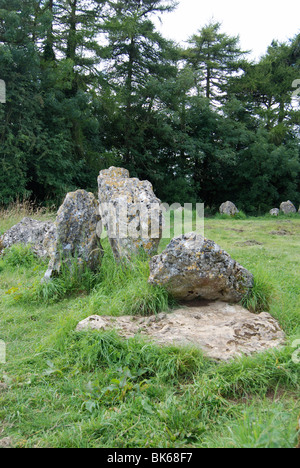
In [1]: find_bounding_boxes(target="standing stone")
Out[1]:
[98,167,163,260]
[219,201,239,216]
[269,208,280,216]
[280,201,296,214]
[43,190,103,281]
[148,232,254,302]
[0,217,56,258]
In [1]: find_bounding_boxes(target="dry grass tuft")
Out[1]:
[0,199,56,235]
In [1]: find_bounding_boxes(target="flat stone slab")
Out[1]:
[76,301,285,361]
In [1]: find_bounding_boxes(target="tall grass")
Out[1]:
[87,244,173,317]
[202,399,300,448]
[241,269,273,313]
[0,211,299,448]
[0,239,173,316]
[0,199,56,235]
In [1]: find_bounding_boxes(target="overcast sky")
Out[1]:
[153,0,300,61]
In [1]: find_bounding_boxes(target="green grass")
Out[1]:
[0,209,299,448]
[241,269,273,313]
[214,209,248,220]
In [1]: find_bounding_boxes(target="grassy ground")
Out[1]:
[0,207,299,448]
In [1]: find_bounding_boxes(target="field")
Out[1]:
[0,205,299,448]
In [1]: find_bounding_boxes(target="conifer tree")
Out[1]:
[184,22,247,103]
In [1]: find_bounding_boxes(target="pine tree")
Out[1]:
[184,22,247,104]
[101,0,177,168]
[228,34,300,136]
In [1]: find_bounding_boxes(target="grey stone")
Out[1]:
[76,302,285,361]
[280,201,296,214]
[219,201,239,216]
[98,167,163,260]
[269,208,279,216]
[43,190,103,280]
[0,217,55,258]
[148,232,254,302]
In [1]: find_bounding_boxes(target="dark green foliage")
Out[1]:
[0,0,107,205]
[0,2,299,212]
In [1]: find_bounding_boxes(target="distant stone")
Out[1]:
[76,302,285,361]
[98,166,163,260]
[0,217,55,258]
[269,208,279,216]
[43,190,103,281]
[219,201,239,216]
[148,232,254,302]
[280,201,296,214]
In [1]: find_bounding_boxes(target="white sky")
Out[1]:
[154,0,300,61]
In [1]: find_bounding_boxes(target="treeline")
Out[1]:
[0,0,299,213]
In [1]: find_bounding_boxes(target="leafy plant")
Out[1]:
[2,244,37,268]
[82,367,149,413]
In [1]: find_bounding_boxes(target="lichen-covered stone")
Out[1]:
[280,200,296,214]
[98,166,163,260]
[43,190,103,280]
[148,232,254,302]
[219,201,239,216]
[0,217,56,258]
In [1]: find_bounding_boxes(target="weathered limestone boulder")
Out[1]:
[0,217,56,258]
[148,233,254,302]
[219,201,239,216]
[280,200,296,214]
[44,190,103,281]
[76,302,285,361]
[98,166,163,260]
[269,208,279,216]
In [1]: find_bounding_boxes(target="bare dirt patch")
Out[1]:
[0,437,13,448]
[235,240,263,246]
[269,229,293,236]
